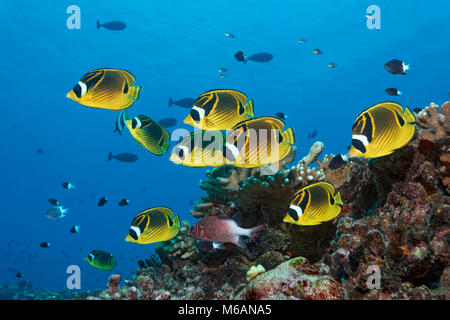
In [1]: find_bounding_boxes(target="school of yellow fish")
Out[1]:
[66,68,417,246]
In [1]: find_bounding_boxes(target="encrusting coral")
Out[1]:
[246,264,266,281]
[85,101,449,300]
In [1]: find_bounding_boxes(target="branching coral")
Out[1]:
[416,101,450,144]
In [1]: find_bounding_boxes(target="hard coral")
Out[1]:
[236,257,343,300]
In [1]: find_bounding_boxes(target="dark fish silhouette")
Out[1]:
[70,225,80,233]
[118,199,130,206]
[98,197,108,207]
[61,182,76,190]
[108,152,138,163]
[197,241,224,253]
[385,88,401,96]
[275,112,287,120]
[158,117,177,128]
[308,129,318,139]
[247,52,274,63]
[40,242,50,248]
[97,20,126,31]
[8,268,22,278]
[384,59,409,75]
[234,51,247,63]
[413,108,422,113]
[48,198,60,206]
[36,148,43,154]
[329,154,347,170]
[168,97,195,108]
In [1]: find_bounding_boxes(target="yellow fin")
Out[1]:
[403,106,416,123]
[161,141,171,154]
[334,191,343,205]
[129,86,141,100]
[172,215,180,229]
[244,99,255,117]
[282,127,295,144]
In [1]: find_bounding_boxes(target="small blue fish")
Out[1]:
[158,117,177,128]
[97,20,126,31]
[108,152,138,163]
[247,52,274,63]
[46,206,69,219]
[168,97,195,108]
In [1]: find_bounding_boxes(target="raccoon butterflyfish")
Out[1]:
[66,68,141,111]
[224,116,295,168]
[125,207,180,245]
[183,89,254,130]
[84,250,117,271]
[124,111,171,156]
[348,102,416,159]
[283,182,343,226]
[170,130,228,167]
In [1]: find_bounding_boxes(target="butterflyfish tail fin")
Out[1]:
[161,141,171,154]
[403,106,416,123]
[129,86,141,101]
[96,20,101,29]
[282,127,295,144]
[107,152,113,161]
[168,98,173,107]
[244,99,255,117]
[335,191,343,205]
[173,215,180,229]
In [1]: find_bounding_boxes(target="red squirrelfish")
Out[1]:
[188,216,265,249]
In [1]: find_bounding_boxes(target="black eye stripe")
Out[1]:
[73,84,82,98]
[288,208,299,221]
[129,228,139,240]
[190,109,200,122]
[352,139,366,153]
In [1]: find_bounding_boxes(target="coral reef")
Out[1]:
[86,101,449,300]
[0,280,75,300]
[246,264,266,281]
[237,257,342,300]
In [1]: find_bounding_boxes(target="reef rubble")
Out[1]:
[86,101,449,300]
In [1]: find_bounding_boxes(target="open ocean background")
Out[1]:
[0,0,449,292]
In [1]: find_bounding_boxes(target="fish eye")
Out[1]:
[72,84,82,98]
[190,109,200,122]
[175,146,189,160]
[132,117,142,129]
[129,226,140,240]
[73,81,87,99]
[288,205,302,221]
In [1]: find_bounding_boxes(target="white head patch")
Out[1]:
[352,134,369,147]
[225,143,240,160]
[288,204,303,221]
[130,226,141,239]
[78,81,87,96]
[192,106,205,119]
[132,117,142,129]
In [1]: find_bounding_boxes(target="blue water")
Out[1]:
[0,0,449,292]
